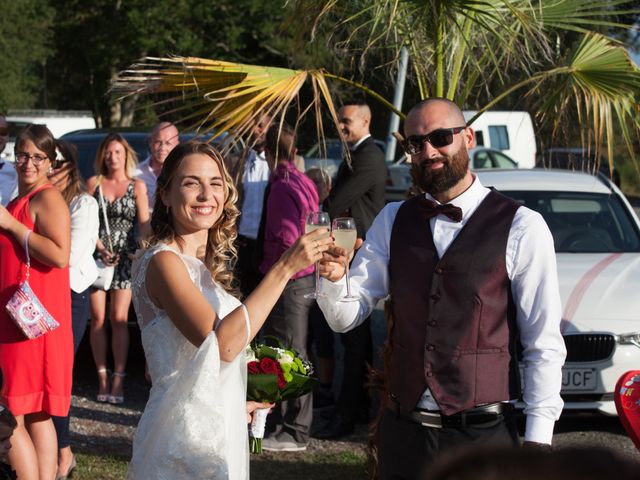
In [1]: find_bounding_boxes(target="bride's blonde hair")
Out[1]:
[147,141,240,295]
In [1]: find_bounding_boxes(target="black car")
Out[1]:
[60,128,230,180]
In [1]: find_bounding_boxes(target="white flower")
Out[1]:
[245,346,257,363]
[277,351,295,366]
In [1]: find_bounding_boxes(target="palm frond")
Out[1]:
[111,56,344,158]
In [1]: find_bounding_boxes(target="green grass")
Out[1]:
[251,451,368,479]
[75,453,128,479]
[73,450,368,479]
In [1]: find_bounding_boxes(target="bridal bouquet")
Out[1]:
[246,340,317,453]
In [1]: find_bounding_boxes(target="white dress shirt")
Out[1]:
[237,149,269,240]
[69,194,100,293]
[0,163,18,207]
[135,157,157,210]
[349,133,371,151]
[318,176,566,444]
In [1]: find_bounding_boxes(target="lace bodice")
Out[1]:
[132,244,240,386]
[128,244,248,480]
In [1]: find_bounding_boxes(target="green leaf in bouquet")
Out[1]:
[246,374,281,403]
[256,344,279,360]
[280,372,318,401]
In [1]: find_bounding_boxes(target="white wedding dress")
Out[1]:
[127,244,248,479]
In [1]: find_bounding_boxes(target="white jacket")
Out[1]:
[69,194,99,293]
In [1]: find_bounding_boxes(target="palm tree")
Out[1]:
[287,0,640,168]
[112,1,639,169]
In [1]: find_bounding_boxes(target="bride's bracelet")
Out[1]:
[241,303,251,346]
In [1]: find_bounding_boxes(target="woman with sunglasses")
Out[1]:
[86,133,150,406]
[48,139,99,479]
[0,124,73,480]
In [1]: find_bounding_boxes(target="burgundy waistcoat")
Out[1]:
[388,191,521,415]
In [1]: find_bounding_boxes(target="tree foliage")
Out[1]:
[0,0,53,112]
[285,0,640,169]
[45,0,290,126]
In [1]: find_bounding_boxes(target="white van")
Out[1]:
[2,110,96,162]
[463,110,536,168]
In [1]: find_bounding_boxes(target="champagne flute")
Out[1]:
[303,211,331,299]
[332,217,359,302]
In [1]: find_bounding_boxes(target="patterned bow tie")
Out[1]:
[417,197,463,222]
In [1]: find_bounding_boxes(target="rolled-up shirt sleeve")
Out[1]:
[318,202,402,332]
[507,208,567,444]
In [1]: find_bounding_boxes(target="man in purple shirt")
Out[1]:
[259,125,319,452]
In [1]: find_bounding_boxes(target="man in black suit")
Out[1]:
[314,100,387,439]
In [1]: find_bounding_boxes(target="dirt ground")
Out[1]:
[68,331,369,464]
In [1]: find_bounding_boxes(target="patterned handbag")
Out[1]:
[5,230,60,339]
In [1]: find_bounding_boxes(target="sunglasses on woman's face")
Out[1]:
[403,126,467,155]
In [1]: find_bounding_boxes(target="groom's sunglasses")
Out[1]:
[403,126,467,155]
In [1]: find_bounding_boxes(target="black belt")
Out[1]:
[391,402,512,429]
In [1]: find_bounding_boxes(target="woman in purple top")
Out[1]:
[258,125,319,451]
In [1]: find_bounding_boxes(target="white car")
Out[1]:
[386,147,517,201]
[476,169,640,415]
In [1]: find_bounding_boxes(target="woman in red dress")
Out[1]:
[0,125,72,480]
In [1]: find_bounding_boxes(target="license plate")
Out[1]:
[561,368,597,391]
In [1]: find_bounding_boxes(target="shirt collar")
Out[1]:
[425,174,488,218]
[349,134,371,151]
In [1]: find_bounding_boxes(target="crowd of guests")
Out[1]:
[0,103,384,477]
[1,99,636,479]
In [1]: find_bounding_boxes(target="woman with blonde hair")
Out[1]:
[86,133,150,405]
[128,141,331,478]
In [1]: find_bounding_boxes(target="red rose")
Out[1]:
[259,357,281,375]
[247,361,260,375]
[277,370,286,389]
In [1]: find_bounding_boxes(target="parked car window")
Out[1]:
[488,125,509,150]
[490,151,517,168]
[473,151,492,169]
[500,191,640,253]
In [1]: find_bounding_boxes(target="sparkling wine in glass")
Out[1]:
[303,211,331,299]
[332,217,359,302]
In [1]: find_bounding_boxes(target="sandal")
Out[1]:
[109,371,126,404]
[96,368,110,403]
[56,453,76,480]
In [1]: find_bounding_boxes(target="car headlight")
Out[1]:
[617,332,640,347]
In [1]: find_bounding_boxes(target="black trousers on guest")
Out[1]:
[53,289,90,449]
[235,235,264,299]
[262,275,315,443]
[377,407,519,480]
[336,316,372,420]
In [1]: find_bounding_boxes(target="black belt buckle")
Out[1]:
[410,402,508,429]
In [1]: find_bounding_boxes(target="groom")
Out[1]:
[317,98,566,479]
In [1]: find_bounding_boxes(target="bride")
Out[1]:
[127,141,331,479]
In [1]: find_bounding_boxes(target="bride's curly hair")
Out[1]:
[147,141,240,295]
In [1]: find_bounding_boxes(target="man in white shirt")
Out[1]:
[136,122,179,210]
[318,98,566,479]
[0,115,18,206]
[230,113,272,297]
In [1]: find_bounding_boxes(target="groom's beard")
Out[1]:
[410,147,470,195]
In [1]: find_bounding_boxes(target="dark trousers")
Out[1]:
[336,316,372,420]
[236,236,263,298]
[308,303,334,358]
[262,275,315,443]
[377,407,519,480]
[53,289,90,449]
